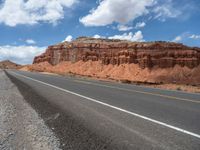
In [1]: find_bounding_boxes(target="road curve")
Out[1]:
[6,70,200,150]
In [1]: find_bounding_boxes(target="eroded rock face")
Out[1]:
[33,37,200,69]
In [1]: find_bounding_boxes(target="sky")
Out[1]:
[0,0,200,64]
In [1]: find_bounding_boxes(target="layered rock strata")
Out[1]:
[33,37,200,69]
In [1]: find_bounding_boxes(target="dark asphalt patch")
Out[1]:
[6,71,117,150]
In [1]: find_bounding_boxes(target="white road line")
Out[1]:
[10,71,200,139]
[74,80,200,104]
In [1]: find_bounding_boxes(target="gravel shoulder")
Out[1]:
[4,69,200,150]
[0,70,60,150]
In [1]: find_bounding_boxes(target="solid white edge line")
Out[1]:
[9,71,200,139]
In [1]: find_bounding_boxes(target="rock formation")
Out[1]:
[33,37,200,69]
[0,60,22,69]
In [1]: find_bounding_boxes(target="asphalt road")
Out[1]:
[6,70,200,150]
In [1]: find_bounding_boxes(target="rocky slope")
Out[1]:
[33,37,200,69]
[0,60,22,69]
[30,37,200,87]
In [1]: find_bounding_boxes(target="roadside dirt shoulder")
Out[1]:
[0,70,60,150]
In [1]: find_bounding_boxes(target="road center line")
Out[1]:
[74,80,200,104]
[9,71,200,139]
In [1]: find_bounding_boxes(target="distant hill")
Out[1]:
[0,60,22,69]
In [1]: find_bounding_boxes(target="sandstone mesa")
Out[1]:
[34,37,200,69]
[24,37,200,89]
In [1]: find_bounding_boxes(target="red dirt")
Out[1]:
[21,37,200,93]
[20,60,200,93]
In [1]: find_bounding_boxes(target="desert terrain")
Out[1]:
[20,37,200,93]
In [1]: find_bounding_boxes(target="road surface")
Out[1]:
[5,70,200,150]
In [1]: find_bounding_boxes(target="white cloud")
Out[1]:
[93,34,106,39]
[80,0,155,26]
[189,34,200,39]
[0,0,77,26]
[108,31,144,42]
[93,34,101,39]
[117,25,133,31]
[26,39,36,44]
[135,22,146,29]
[173,36,182,42]
[173,33,200,43]
[153,0,182,21]
[63,35,73,42]
[0,45,46,64]
[80,0,188,27]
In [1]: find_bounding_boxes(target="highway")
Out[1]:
[6,70,200,150]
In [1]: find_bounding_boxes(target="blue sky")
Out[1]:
[0,0,200,64]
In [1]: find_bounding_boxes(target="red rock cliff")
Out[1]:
[33,37,200,69]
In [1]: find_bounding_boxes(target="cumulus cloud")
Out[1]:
[173,36,182,42]
[26,39,36,44]
[117,25,133,31]
[108,31,144,42]
[63,35,73,42]
[93,34,101,39]
[80,0,189,27]
[93,34,106,39]
[0,0,77,26]
[80,0,155,26]
[0,45,46,64]
[135,22,146,29]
